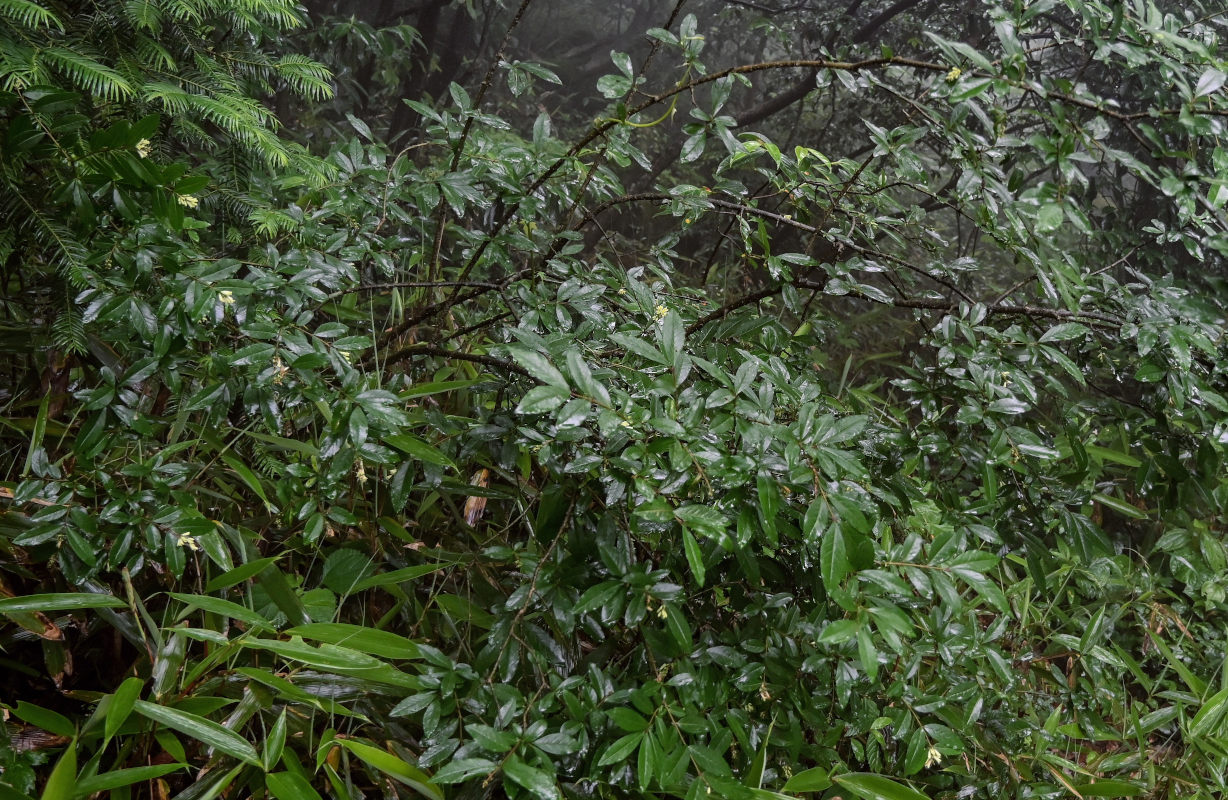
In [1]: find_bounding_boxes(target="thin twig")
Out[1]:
[381,345,528,376]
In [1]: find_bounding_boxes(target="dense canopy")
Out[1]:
[2,1,1227,799]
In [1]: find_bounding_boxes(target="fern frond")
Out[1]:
[0,40,48,91]
[0,227,13,266]
[164,0,204,25]
[19,207,93,288]
[52,302,86,355]
[282,142,338,185]
[190,92,278,132]
[232,0,306,30]
[43,46,134,100]
[0,0,63,30]
[132,38,176,72]
[273,55,333,101]
[123,0,162,32]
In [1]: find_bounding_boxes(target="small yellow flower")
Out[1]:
[620,420,632,428]
[925,745,942,768]
[176,532,200,552]
[177,194,199,209]
[656,605,668,620]
[946,67,962,83]
[654,303,669,321]
[617,288,627,295]
[217,289,235,305]
[759,684,772,701]
[135,138,152,158]
[355,462,367,485]
[340,351,353,364]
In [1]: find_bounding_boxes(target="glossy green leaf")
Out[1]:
[168,592,275,629]
[682,526,705,587]
[1072,780,1144,797]
[286,623,420,660]
[104,676,144,742]
[334,739,443,800]
[597,733,643,766]
[384,434,456,469]
[39,742,75,800]
[0,593,126,613]
[203,556,281,593]
[502,755,560,800]
[782,766,831,793]
[132,700,261,766]
[834,773,929,800]
[13,702,74,738]
[72,764,186,796]
[265,771,324,800]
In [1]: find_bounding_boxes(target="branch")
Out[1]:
[688,277,1123,336]
[450,55,949,288]
[380,344,528,376]
[573,191,973,302]
[428,0,535,284]
[367,268,531,366]
[736,0,930,127]
[327,280,500,301]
